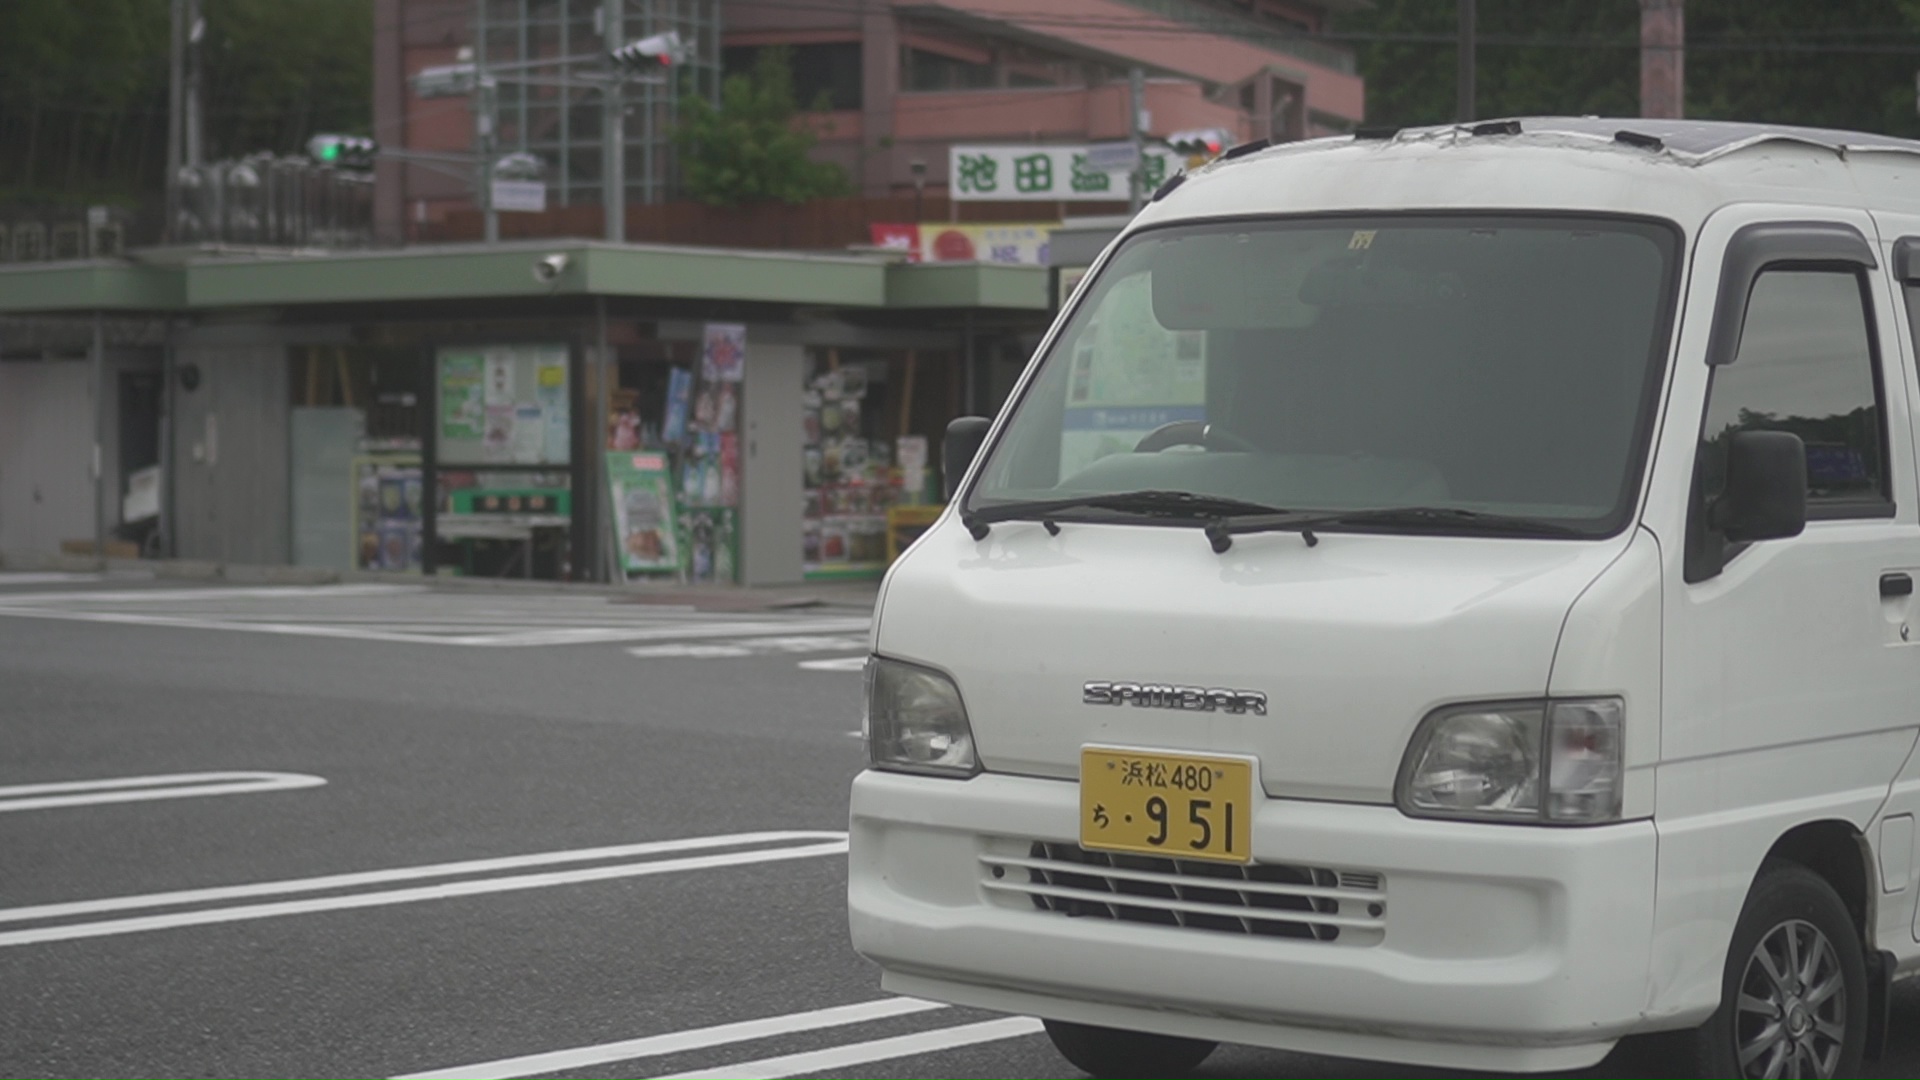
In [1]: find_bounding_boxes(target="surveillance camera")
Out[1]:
[533,253,569,283]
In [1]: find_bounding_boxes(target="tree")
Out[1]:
[0,0,369,205]
[673,47,849,207]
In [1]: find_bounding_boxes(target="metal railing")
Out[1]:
[173,156,375,249]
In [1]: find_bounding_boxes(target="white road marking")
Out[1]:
[653,1017,1046,1080]
[0,572,107,586]
[0,584,420,604]
[628,634,869,661]
[0,771,325,813]
[391,998,947,1080]
[0,831,847,947]
[0,603,868,649]
[799,656,868,672]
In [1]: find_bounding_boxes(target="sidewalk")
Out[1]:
[0,551,881,613]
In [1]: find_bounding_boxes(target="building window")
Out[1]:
[902,46,995,92]
[721,42,862,111]
[1699,269,1888,514]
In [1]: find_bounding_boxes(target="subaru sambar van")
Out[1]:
[848,118,1920,1079]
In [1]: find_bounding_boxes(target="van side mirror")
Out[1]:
[943,416,992,502]
[1712,430,1807,543]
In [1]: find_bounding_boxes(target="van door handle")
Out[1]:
[1881,573,1913,598]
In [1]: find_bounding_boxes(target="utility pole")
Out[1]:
[603,0,626,242]
[166,0,185,241]
[184,0,204,168]
[1456,0,1476,123]
[1640,0,1685,119]
[1128,66,1145,212]
[477,0,498,243]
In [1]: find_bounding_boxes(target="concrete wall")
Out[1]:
[170,345,292,565]
[0,348,161,559]
[0,359,92,557]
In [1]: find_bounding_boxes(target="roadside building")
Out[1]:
[0,244,1047,585]
[374,0,1365,236]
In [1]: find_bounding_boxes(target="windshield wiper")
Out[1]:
[1202,506,1590,553]
[961,490,1287,540]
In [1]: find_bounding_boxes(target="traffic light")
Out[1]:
[609,31,685,71]
[307,134,378,171]
[1166,128,1230,165]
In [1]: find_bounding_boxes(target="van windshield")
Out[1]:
[966,215,1680,538]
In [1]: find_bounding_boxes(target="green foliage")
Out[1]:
[0,0,370,203]
[673,47,850,207]
[200,0,375,159]
[1336,0,1920,138]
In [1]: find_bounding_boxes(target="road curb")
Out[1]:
[1,550,878,613]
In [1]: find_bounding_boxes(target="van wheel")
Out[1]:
[1693,861,1866,1079]
[1042,1019,1216,1078]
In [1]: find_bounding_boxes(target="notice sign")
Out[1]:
[949,144,1185,202]
[491,179,548,213]
[440,352,485,439]
[436,345,571,467]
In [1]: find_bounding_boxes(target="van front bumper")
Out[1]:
[848,768,1660,1073]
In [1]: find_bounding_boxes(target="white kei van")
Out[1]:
[846,118,1920,1079]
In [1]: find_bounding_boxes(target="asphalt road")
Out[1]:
[2,572,1917,1079]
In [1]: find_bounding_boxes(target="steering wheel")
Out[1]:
[1133,420,1257,453]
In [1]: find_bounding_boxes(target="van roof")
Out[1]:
[1350,116,1920,163]
[1139,116,1920,232]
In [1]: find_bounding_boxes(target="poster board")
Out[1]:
[607,451,680,578]
[437,345,571,466]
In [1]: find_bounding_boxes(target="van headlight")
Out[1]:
[865,656,979,778]
[1397,698,1623,824]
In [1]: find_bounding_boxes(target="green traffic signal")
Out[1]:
[317,142,340,162]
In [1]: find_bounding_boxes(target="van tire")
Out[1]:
[1691,860,1867,1079]
[1042,1019,1216,1078]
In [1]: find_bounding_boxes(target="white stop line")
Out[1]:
[0,771,326,813]
[0,830,846,948]
[392,997,1044,1080]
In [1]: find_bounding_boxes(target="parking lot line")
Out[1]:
[390,998,947,1080]
[0,771,325,813]
[651,1017,1046,1080]
[0,831,848,947]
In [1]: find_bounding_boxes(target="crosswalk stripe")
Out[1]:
[0,771,324,813]
[391,998,947,1080]
[651,1017,1046,1080]
[0,831,842,926]
[0,838,848,948]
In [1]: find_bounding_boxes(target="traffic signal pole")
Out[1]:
[166,0,185,242]
[603,0,625,242]
[1128,67,1145,213]
[1457,0,1476,123]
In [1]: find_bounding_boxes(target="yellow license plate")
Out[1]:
[1080,747,1254,864]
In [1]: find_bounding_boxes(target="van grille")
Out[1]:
[981,842,1385,945]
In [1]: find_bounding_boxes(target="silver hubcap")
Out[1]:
[1735,919,1846,1079]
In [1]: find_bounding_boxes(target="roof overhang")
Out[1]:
[0,241,1052,317]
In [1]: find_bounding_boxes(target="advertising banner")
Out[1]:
[867,222,1057,266]
[949,144,1185,202]
[607,451,680,577]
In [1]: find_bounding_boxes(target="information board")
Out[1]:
[436,345,571,466]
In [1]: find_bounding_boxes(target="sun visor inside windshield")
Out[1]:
[1149,228,1382,331]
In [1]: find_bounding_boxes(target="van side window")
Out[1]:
[1698,269,1889,517]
